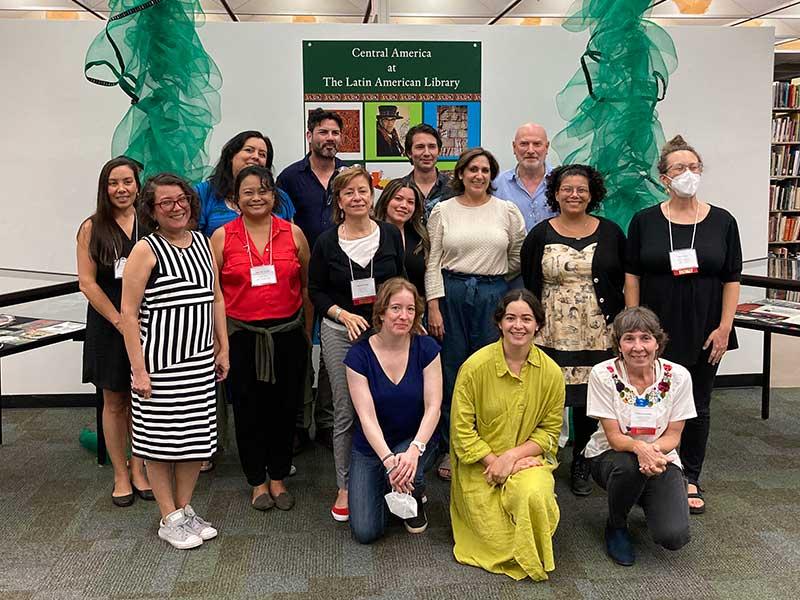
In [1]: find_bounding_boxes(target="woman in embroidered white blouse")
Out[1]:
[584,307,696,567]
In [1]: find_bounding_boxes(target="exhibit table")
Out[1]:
[734,257,800,419]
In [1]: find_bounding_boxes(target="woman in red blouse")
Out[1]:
[210,165,313,511]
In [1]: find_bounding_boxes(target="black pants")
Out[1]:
[572,405,597,459]
[590,450,690,551]
[678,350,719,486]
[229,326,308,486]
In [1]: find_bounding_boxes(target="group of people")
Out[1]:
[76,109,742,580]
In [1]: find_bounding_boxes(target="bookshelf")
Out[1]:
[770,81,800,254]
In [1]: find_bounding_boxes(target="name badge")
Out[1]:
[250,265,277,287]
[669,248,699,276]
[629,405,657,436]
[351,277,377,305]
[114,257,127,280]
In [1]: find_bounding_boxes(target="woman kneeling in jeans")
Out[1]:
[584,306,696,566]
[344,278,442,543]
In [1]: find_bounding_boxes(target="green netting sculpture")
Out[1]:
[552,0,678,231]
[84,0,221,182]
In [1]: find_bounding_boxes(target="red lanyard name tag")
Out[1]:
[351,277,376,305]
[114,257,127,280]
[250,265,277,287]
[629,406,657,436]
[669,248,699,276]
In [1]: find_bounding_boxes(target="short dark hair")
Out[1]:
[404,123,442,156]
[493,289,546,331]
[233,165,282,216]
[208,131,273,201]
[138,173,201,232]
[450,147,500,196]
[307,108,344,133]
[544,164,606,213]
[610,307,669,358]
[657,134,703,175]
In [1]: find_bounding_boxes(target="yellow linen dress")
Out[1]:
[450,340,565,581]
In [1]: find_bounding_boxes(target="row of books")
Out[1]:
[773,81,800,109]
[770,146,800,176]
[769,183,800,211]
[768,214,800,242]
[772,115,800,142]
[767,256,800,302]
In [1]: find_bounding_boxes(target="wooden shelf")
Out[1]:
[769,241,800,245]
[773,141,800,145]
[774,107,800,112]
[771,176,800,180]
[770,210,800,214]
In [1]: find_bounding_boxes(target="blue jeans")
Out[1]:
[439,270,507,449]
[348,438,439,544]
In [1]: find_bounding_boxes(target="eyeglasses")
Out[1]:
[154,195,190,211]
[666,162,703,175]
[558,186,590,197]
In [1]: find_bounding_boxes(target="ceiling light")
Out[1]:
[673,0,713,14]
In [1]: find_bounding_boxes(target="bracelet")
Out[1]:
[333,307,343,322]
[380,452,395,464]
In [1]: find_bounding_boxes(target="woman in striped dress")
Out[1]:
[121,173,229,550]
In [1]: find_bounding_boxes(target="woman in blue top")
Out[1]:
[197,130,295,236]
[344,277,442,543]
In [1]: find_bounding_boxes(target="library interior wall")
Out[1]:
[0,22,773,394]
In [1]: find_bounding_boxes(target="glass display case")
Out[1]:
[735,257,800,419]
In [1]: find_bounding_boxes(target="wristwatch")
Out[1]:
[410,440,426,455]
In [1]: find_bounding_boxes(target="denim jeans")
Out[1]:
[348,438,440,544]
[438,270,507,450]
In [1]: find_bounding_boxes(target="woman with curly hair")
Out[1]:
[520,164,626,497]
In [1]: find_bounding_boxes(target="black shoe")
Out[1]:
[133,485,155,501]
[404,497,428,534]
[605,521,635,566]
[111,490,134,507]
[314,427,334,452]
[570,455,593,497]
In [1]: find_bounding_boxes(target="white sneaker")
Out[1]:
[158,509,203,549]
[183,504,218,541]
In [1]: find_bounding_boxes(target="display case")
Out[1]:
[735,257,800,418]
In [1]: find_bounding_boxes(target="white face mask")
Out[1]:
[667,170,701,198]
[384,491,418,519]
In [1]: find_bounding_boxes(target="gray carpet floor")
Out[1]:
[1,386,799,599]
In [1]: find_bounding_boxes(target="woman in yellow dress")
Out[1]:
[450,289,565,581]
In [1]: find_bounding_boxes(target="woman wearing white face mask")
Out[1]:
[624,135,742,516]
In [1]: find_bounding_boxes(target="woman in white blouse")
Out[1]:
[425,147,526,480]
[584,307,696,567]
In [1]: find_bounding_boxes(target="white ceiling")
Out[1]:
[1,0,799,46]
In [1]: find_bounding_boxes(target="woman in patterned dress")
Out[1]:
[121,173,229,550]
[520,164,625,496]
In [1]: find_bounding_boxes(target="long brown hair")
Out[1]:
[374,178,430,258]
[82,156,142,267]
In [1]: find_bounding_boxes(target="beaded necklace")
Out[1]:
[607,360,673,408]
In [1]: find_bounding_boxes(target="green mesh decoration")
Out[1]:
[552,0,678,231]
[84,0,221,182]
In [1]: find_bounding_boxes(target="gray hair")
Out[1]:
[610,307,669,358]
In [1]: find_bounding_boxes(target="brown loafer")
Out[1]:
[272,492,295,511]
[252,493,274,511]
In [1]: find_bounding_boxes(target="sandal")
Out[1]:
[687,484,705,515]
[437,455,452,481]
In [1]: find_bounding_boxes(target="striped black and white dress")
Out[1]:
[131,231,218,461]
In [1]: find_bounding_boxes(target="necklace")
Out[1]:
[555,216,595,240]
[607,361,673,407]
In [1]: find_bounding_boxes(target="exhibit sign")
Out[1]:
[302,40,481,174]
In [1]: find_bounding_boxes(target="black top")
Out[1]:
[309,220,406,321]
[626,204,742,366]
[276,154,346,250]
[521,216,626,325]
[403,225,427,299]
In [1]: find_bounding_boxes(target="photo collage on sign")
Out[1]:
[304,101,481,186]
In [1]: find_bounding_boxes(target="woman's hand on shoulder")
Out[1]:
[339,310,370,341]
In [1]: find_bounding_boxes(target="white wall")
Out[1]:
[0,22,773,393]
